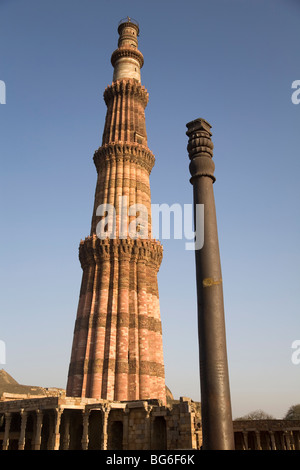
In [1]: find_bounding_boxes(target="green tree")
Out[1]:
[283,404,300,420]
[235,409,275,420]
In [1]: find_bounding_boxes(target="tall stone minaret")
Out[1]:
[66,18,166,404]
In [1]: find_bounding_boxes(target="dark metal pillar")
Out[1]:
[186,118,235,450]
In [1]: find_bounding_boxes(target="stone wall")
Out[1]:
[0,396,200,450]
[0,395,299,450]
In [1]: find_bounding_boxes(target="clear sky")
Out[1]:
[0,0,299,419]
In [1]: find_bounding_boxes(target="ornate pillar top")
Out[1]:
[186,117,215,183]
[186,118,212,137]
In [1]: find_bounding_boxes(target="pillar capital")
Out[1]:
[186,118,212,136]
[186,118,215,183]
[102,403,111,417]
[144,404,153,418]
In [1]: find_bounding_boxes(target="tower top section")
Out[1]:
[111,17,144,83]
[118,17,140,37]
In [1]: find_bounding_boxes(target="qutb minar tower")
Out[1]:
[66,18,166,404]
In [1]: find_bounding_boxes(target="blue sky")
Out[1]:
[0,0,299,419]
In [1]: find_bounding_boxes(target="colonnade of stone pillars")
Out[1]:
[234,428,300,450]
[0,403,170,451]
[2,408,60,450]
[2,403,300,450]
[1,406,111,451]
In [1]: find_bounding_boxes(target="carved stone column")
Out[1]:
[255,431,261,450]
[18,409,28,450]
[242,431,249,450]
[269,431,276,450]
[33,410,43,450]
[81,410,90,450]
[52,408,63,450]
[280,431,286,450]
[2,412,12,450]
[285,431,292,450]
[122,407,130,450]
[293,431,300,450]
[101,404,110,450]
[61,413,70,450]
[145,405,152,450]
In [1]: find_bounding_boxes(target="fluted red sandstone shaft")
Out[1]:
[66,19,166,404]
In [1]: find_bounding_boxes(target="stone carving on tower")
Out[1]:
[66,18,166,404]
